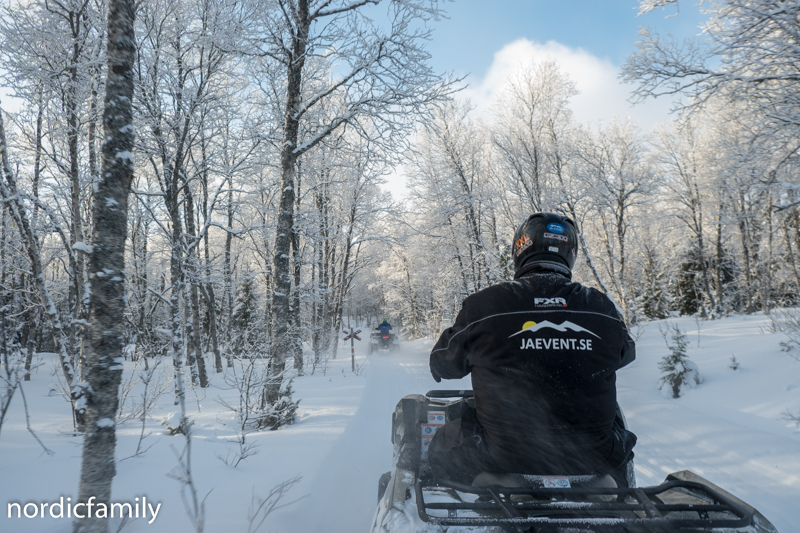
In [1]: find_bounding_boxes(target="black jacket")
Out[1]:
[429,260,635,474]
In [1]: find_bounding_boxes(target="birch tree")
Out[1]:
[576,119,653,321]
[492,61,576,214]
[407,101,498,298]
[0,103,89,428]
[73,0,136,530]
[490,61,611,291]
[652,118,717,312]
[135,0,246,391]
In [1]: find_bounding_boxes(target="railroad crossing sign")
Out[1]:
[343,328,361,341]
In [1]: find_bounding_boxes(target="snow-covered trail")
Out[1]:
[297,346,429,531]
[269,340,469,533]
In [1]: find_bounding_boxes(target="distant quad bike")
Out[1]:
[369,331,399,354]
[370,390,779,533]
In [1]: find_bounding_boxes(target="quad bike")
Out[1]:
[370,331,400,353]
[370,390,779,533]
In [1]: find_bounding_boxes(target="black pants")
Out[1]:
[427,404,636,487]
[427,404,497,485]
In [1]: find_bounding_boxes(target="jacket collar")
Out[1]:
[514,260,572,280]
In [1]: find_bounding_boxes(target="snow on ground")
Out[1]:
[1,313,799,532]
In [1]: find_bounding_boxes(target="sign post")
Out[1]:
[343,324,362,372]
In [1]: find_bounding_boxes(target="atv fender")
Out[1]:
[666,470,779,533]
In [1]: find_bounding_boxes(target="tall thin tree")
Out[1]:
[73,0,136,531]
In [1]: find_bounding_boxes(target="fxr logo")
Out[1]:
[535,297,567,307]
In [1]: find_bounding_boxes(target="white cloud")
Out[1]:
[385,39,681,200]
[460,38,677,133]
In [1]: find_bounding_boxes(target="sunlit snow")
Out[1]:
[0,313,798,532]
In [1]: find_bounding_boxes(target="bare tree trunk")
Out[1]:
[200,136,222,373]
[738,192,754,312]
[164,159,187,399]
[290,165,303,372]
[267,3,310,403]
[331,202,357,359]
[291,225,303,373]
[762,196,773,314]
[224,174,234,367]
[715,202,725,309]
[400,253,422,339]
[784,214,800,297]
[74,0,136,530]
[82,71,101,371]
[445,215,470,297]
[183,185,208,387]
[25,94,45,381]
[32,92,43,232]
[691,182,716,313]
[67,17,85,380]
[312,226,321,365]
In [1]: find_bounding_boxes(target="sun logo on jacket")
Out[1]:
[509,320,600,338]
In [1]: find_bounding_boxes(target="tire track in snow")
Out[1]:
[291,341,442,533]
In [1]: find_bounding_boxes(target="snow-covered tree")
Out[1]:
[74,0,137,530]
[245,0,454,410]
[575,119,654,322]
[658,323,702,398]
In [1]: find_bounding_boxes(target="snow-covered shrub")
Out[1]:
[768,308,800,362]
[658,323,702,398]
[256,378,299,431]
[729,354,740,371]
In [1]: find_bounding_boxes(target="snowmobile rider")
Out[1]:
[376,318,392,333]
[427,212,637,487]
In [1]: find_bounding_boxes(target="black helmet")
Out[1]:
[512,213,578,271]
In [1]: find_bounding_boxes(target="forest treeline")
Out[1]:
[1,0,799,425]
[381,0,800,337]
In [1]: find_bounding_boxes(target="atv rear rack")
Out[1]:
[415,476,757,532]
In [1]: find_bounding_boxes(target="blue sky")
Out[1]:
[427,0,708,77]
[417,0,709,132]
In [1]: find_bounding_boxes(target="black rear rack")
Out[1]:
[415,478,756,532]
[426,389,474,399]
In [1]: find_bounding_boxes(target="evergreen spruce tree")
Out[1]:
[640,245,669,319]
[231,277,257,355]
[659,323,702,398]
[676,245,705,316]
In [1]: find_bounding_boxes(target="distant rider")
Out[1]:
[428,213,637,487]
[376,318,393,333]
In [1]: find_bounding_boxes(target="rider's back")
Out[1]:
[430,262,634,474]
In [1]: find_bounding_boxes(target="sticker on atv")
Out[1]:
[420,411,446,459]
[542,476,571,488]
